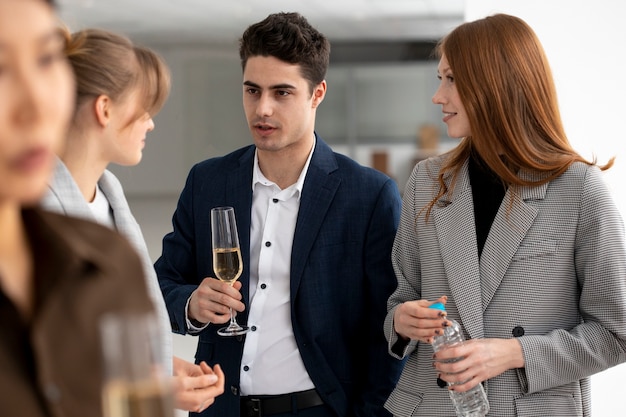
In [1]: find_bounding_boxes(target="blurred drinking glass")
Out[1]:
[100,312,174,417]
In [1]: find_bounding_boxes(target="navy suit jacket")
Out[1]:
[155,136,405,416]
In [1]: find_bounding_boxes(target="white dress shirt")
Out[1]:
[87,185,115,228]
[239,143,316,395]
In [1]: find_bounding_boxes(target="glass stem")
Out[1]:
[229,307,238,329]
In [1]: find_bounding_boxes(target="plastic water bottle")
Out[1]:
[429,302,490,417]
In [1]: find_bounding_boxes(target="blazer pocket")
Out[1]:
[384,386,423,417]
[514,391,578,416]
[511,239,557,262]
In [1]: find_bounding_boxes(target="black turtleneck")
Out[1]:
[468,154,506,257]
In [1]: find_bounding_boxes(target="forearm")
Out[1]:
[517,323,626,394]
[505,337,525,369]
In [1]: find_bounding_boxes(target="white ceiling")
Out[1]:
[56,0,465,44]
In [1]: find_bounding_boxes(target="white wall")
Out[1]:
[465,1,626,414]
[110,44,250,196]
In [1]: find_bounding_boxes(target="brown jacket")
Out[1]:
[0,208,154,417]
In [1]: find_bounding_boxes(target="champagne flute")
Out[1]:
[100,312,174,417]
[211,206,249,336]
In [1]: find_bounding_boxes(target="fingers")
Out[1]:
[433,346,476,392]
[175,373,218,392]
[188,277,246,324]
[438,372,481,393]
[174,384,216,412]
[198,277,243,303]
[211,364,225,391]
[433,352,469,379]
[432,339,507,392]
[172,363,225,412]
[448,376,480,393]
[394,298,451,342]
[173,356,202,377]
[193,364,225,412]
[429,295,448,308]
[199,361,216,376]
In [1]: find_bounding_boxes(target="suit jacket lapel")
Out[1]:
[227,148,255,307]
[290,138,340,302]
[432,160,484,339]
[479,169,547,309]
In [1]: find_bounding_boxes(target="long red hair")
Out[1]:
[424,14,613,219]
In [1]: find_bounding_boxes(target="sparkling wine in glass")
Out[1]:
[100,312,174,417]
[211,206,249,336]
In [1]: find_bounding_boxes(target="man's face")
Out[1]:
[242,55,325,156]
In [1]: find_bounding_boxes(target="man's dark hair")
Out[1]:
[239,12,330,93]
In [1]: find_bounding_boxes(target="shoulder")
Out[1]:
[560,161,596,177]
[35,209,142,274]
[34,209,151,299]
[41,159,78,212]
[551,161,604,191]
[406,153,449,185]
[335,152,394,186]
[179,146,254,195]
[332,151,372,171]
[318,152,402,213]
[314,138,393,186]
[192,145,255,174]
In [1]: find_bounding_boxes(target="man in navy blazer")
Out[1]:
[155,12,404,417]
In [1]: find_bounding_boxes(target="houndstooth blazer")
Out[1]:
[40,159,173,375]
[384,155,626,416]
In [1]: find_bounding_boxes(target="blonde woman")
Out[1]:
[41,29,224,413]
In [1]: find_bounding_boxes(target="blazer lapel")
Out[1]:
[48,159,94,220]
[432,161,484,339]
[479,170,547,309]
[290,138,341,302]
[226,148,255,307]
[98,171,156,270]
[98,171,133,233]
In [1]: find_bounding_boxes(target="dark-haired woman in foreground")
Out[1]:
[0,1,156,416]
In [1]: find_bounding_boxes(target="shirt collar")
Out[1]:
[252,136,316,202]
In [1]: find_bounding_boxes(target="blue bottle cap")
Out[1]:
[429,302,446,311]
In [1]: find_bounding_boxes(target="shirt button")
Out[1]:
[260,283,267,289]
[231,386,239,395]
[265,241,271,247]
[272,198,279,203]
[243,365,250,372]
[251,325,257,331]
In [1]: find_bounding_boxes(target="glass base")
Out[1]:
[217,323,249,337]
